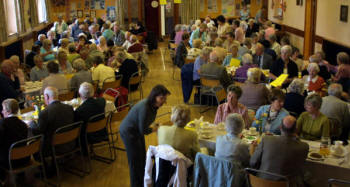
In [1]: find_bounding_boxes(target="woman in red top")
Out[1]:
[303,63,325,93]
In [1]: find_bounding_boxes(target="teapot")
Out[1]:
[331,141,345,156]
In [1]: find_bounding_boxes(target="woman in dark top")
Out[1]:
[120,85,170,187]
[114,50,139,90]
[175,33,190,68]
[284,79,306,117]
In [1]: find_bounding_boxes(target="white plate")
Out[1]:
[308,152,324,161]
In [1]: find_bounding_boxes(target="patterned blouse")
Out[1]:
[214,102,251,128]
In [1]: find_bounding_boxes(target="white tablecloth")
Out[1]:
[23,81,42,95]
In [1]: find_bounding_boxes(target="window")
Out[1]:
[3,0,20,35]
[37,0,47,23]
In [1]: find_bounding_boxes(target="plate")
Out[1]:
[200,134,212,139]
[308,152,324,161]
[246,132,259,136]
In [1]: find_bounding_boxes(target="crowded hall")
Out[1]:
[1,0,350,186]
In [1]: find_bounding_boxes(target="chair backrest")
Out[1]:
[200,77,221,88]
[215,88,227,103]
[53,121,82,146]
[102,75,122,91]
[9,135,42,161]
[110,105,130,123]
[87,113,108,133]
[328,178,350,187]
[58,90,75,101]
[129,71,142,85]
[245,168,289,187]
[328,117,342,138]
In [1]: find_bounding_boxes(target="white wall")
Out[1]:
[268,0,305,30]
[316,0,350,47]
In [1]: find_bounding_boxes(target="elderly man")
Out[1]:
[35,34,46,47]
[127,35,143,53]
[320,84,350,142]
[9,55,25,85]
[30,55,49,81]
[75,82,106,150]
[31,87,75,156]
[270,45,298,81]
[235,53,258,82]
[91,55,115,88]
[0,99,28,169]
[250,115,309,186]
[42,61,69,94]
[268,34,281,57]
[0,60,20,111]
[253,42,273,70]
[200,51,233,89]
[114,24,125,46]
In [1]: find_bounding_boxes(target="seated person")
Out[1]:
[0,60,20,109]
[213,38,228,63]
[193,47,212,85]
[270,45,298,83]
[114,50,139,90]
[30,55,49,81]
[0,99,28,169]
[302,63,325,93]
[57,50,73,74]
[252,43,273,70]
[334,52,350,82]
[252,88,289,135]
[268,34,281,57]
[206,31,218,47]
[189,23,207,47]
[239,68,270,110]
[250,115,309,186]
[9,55,25,85]
[234,53,258,82]
[200,51,233,89]
[214,85,250,127]
[35,34,46,47]
[175,33,190,68]
[26,44,41,68]
[157,105,200,161]
[215,113,250,167]
[91,55,115,88]
[127,35,144,54]
[284,79,306,117]
[223,42,241,67]
[187,39,202,60]
[31,87,75,156]
[42,61,69,94]
[297,94,330,141]
[67,43,81,64]
[305,54,331,81]
[97,36,108,52]
[70,58,92,92]
[223,32,235,51]
[75,82,107,149]
[58,38,70,54]
[40,39,55,62]
[291,46,304,72]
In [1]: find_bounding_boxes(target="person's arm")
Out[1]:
[250,138,264,168]
[214,104,223,124]
[137,106,153,135]
[242,108,252,129]
[31,109,48,135]
[296,113,303,135]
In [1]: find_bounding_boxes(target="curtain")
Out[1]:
[30,0,39,27]
[0,0,8,43]
[17,0,26,33]
[180,0,199,24]
[45,0,51,22]
[115,0,125,27]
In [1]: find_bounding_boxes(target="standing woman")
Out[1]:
[120,85,171,187]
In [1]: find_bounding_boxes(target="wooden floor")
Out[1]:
[54,41,217,187]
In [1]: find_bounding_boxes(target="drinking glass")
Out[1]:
[319,136,331,156]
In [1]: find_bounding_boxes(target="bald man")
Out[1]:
[0,60,20,111]
[252,42,273,69]
[250,115,309,186]
[199,51,233,89]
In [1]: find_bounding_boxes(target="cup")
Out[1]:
[249,127,257,135]
[332,141,344,156]
[319,136,330,156]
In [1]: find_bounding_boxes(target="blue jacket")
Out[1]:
[252,105,289,135]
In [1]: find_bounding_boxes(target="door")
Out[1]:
[144,0,160,39]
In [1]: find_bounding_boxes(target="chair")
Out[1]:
[102,75,123,92]
[328,178,350,187]
[86,113,114,173]
[109,104,130,153]
[199,75,224,113]
[51,121,85,186]
[128,71,143,104]
[58,90,75,101]
[329,118,342,139]
[1,135,46,187]
[245,168,290,187]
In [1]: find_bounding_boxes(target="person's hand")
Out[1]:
[265,132,274,136]
[151,123,160,132]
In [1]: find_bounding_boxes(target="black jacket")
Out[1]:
[116,59,139,89]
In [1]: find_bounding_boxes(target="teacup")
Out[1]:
[249,127,257,135]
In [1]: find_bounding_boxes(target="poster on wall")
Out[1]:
[85,0,90,8]
[91,0,105,10]
[85,8,90,18]
[221,0,235,16]
[107,6,116,20]
[207,0,218,13]
[200,0,205,12]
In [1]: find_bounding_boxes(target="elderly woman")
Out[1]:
[30,55,49,81]
[206,31,218,47]
[189,23,207,46]
[9,55,25,85]
[306,54,331,81]
[215,113,250,166]
[252,88,289,135]
[193,47,212,84]
[42,60,69,94]
[67,43,81,64]
[334,52,350,82]
[239,68,270,110]
[175,25,187,45]
[216,15,230,37]
[158,105,200,161]
[40,39,55,62]
[223,42,241,67]
[284,79,306,117]
[270,45,298,82]
[187,39,202,60]
[70,58,92,92]
[57,50,73,74]
[174,33,190,68]
[214,85,250,127]
[97,36,108,52]
[303,63,325,93]
[234,54,258,82]
[58,38,70,54]
[297,94,330,140]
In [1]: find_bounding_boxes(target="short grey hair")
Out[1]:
[214,38,224,47]
[79,82,94,98]
[305,93,322,109]
[307,63,320,73]
[171,105,191,127]
[328,83,343,97]
[281,45,292,56]
[44,87,58,99]
[242,53,253,65]
[38,34,46,41]
[200,47,213,58]
[2,99,19,114]
[72,58,86,71]
[247,67,261,83]
[337,52,350,65]
[287,79,304,95]
[225,113,244,135]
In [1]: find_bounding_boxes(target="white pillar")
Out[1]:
[161,5,166,36]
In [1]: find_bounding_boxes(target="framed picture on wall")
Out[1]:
[77,10,83,18]
[91,10,96,18]
[340,5,348,22]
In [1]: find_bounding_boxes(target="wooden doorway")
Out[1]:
[144,0,160,39]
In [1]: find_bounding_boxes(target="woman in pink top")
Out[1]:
[214,85,251,128]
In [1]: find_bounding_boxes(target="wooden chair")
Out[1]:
[199,75,224,113]
[58,90,75,101]
[102,75,123,91]
[128,71,143,104]
[245,168,290,187]
[86,113,114,173]
[109,104,130,153]
[328,178,350,187]
[51,121,85,186]
[1,135,46,187]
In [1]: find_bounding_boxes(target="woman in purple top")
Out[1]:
[234,53,257,82]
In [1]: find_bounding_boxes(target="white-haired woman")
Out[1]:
[187,39,202,60]
[284,79,306,117]
[215,113,250,166]
[158,105,200,161]
[234,53,258,82]
[302,63,326,94]
[270,45,298,81]
[193,47,213,84]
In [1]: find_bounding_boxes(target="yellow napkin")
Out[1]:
[174,0,181,3]
[230,58,241,67]
[270,74,288,87]
[160,0,167,5]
